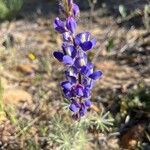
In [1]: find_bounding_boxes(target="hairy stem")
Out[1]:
[78,73,81,84]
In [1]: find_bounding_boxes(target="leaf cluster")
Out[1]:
[0,0,23,20]
[48,108,114,150]
[121,83,150,112]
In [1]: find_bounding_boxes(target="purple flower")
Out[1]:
[69,99,80,113]
[83,77,94,89]
[75,32,96,51]
[89,71,103,80]
[69,103,78,113]
[79,103,87,116]
[53,0,103,119]
[74,52,87,68]
[81,63,94,76]
[63,55,74,65]
[63,32,72,42]
[72,3,80,17]
[84,99,91,107]
[63,88,72,98]
[66,17,77,33]
[62,44,77,58]
[53,51,64,62]
[65,66,78,77]
[61,81,72,90]
[67,76,77,84]
[54,17,67,33]
[83,87,91,98]
[75,84,84,97]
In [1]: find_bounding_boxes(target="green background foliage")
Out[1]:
[0,0,23,20]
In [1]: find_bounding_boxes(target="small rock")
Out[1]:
[16,64,38,74]
[3,89,32,106]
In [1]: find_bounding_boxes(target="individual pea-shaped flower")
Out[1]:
[61,80,72,90]
[59,0,79,18]
[54,17,67,33]
[53,51,64,62]
[63,55,74,65]
[69,99,91,120]
[69,103,78,113]
[79,103,87,117]
[61,81,74,98]
[82,77,94,90]
[84,99,91,107]
[53,43,77,66]
[75,84,84,97]
[79,99,92,117]
[74,51,87,68]
[65,66,78,78]
[66,0,80,18]
[65,66,78,83]
[69,99,80,113]
[80,63,94,76]
[80,63,103,80]
[89,71,103,80]
[62,32,72,42]
[75,32,96,51]
[83,86,91,98]
[66,16,77,33]
[62,43,77,58]
[72,3,80,17]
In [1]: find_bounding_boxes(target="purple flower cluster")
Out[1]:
[53,0,102,119]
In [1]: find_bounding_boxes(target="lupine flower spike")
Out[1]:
[53,0,102,119]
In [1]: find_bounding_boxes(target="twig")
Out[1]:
[88,0,97,27]
[118,36,138,55]
[145,131,150,142]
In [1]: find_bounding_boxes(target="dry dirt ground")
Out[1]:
[0,2,150,149]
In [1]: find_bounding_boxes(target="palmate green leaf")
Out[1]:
[48,114,90,150]
[87,111,114,132]
[74,129,90,150]
[54,132,73,150]
[48,109,114,149]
